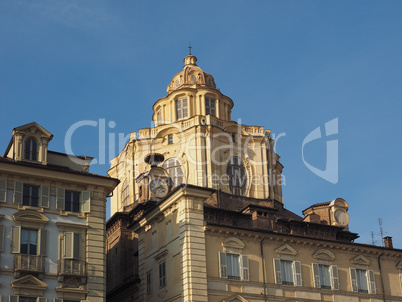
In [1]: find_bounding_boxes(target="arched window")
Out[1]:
[163,158,184,187]
[121,179,129,209]
[226,157,246,196]
[24,138,38,161]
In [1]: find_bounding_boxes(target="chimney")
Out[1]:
[384,236,393,248]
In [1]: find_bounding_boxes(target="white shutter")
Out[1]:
[273,258,282,284]
[14,181,23,204]
[0,178,6,202]
[330,265,339,290]
[40,185,49,208]
[0,225,4,252]
[218,252,227,278]
[312,263,320,288]
[367,270,376,294]
[64,232,73,258]
[80,190,91,213]
[241,255,249,281]
[182,99,188,118]
[38,228,48,256]
[56,187,65,210]
[350,267,358,292]
[11,226,21,253]
[293,261,302,286]
[9,296,18,302]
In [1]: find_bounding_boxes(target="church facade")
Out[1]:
[106,54,402,302]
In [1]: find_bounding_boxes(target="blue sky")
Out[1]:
[1,1,401,248]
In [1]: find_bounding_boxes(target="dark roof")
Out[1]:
[48,150,93,160]
[0,156,118,181]
[302,201,331,213]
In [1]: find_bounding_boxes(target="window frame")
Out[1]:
[226,157,247,196]
[205,97,216,116]
[22,184,39,207]
[163,158,184,187]
[24,138,38,161]
[273,258,302,286]
[121,179,129,209]
[176,98,188,120]
[350,267,376,294]
[64,190,80,213]
[147,270,152,294]
[218,251,249,281]
[159,261,166,288]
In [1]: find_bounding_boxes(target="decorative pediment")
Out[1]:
[313,249,335,261]
[275,244,298,256]
[222,237,245,253]
[396,261,402,269]
[351,255,371,266]
[13,122,53,139]
[223,294,249,302]
[13,210,49,227]
[11,275,47,295]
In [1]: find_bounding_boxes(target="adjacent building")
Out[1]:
[106,54,402,301]
[0,122,119,301]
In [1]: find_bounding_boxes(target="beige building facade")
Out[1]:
[0,122,118,301]
[106,54,402,302]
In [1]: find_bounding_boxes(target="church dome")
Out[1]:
[166,54,217,94]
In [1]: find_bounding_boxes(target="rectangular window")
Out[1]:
[350,267,376,294]
[23,185,39,207]
[157,110,163,125]
[159,261,166,288]
[232,133,236,143]
[168,134,173,145]
[312,263,339,290]
[147,271,152,294]
[176,98,188,120]
[218,252,249,281]
[205,97,216,116]
[64,232,81,259]
[21,229,38,255]
[65,191,80,212]
[273,259,302,286]
[19,298,37,302]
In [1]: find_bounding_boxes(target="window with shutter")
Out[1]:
[40,186,49,208]
[273,258,282,284]
[219,252,227,278]
[64,232,81,259]
[14,181,23,204]
[56,188,65,210]
[163,158,184,187]
[241,255,249,281]
[312,263,320,288]
[318,264,331,289]
[205,97,216,116]
[147,271,152,294]
[330,265,339,290]
[293,261,302,286]
[356,269,369,293]
[0,224,4,252]
[159,261,166,288]
[11,226,21,253]
[350,267,358,292]
[80,191,91,213]
[9,296,19,302]
[226,157,247,196]
[176,98,188,120]
[0,178,6,202]
[367,270,376,294]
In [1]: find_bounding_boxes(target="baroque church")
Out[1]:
[106,53,402,302]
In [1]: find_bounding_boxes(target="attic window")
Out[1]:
[25,138,38,161]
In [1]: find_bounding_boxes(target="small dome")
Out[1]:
[167,54,217,94]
